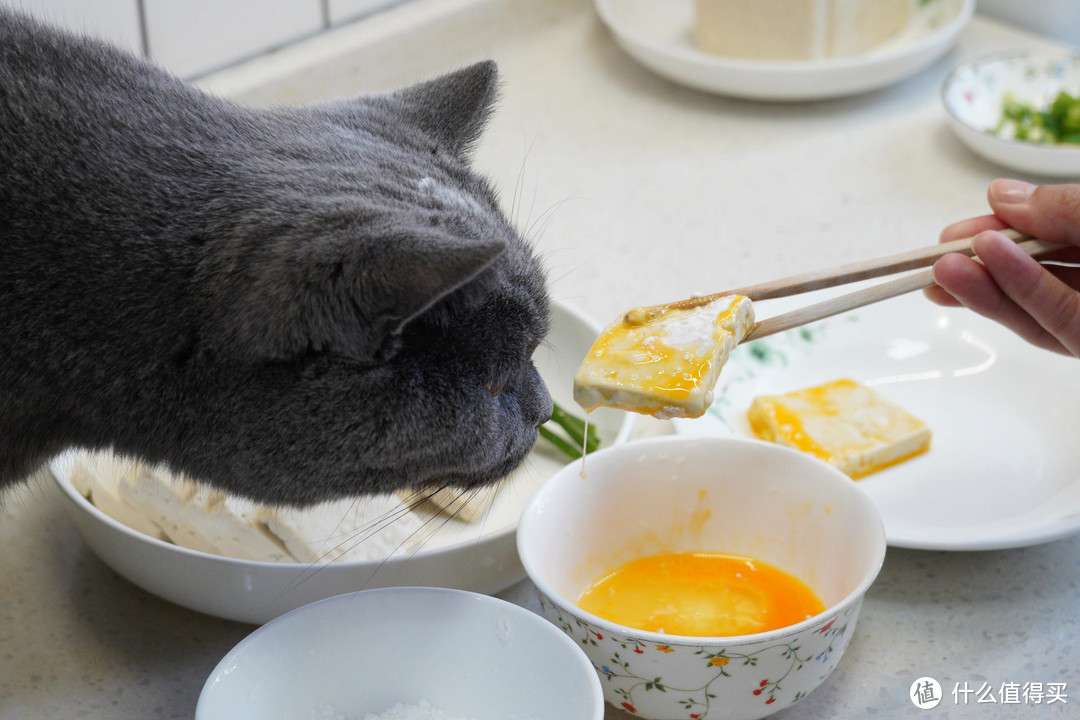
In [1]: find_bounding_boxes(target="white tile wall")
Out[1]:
[327,0,400,26]
[4,0,1077,82]
[2,0,408,78]
[1,0,142,52]
[142,0,322,77]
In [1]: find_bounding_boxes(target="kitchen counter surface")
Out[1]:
[2,1,1078,718]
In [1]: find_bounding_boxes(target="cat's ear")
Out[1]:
[212,227,508,364]
[342,228,508,359]
[395,60,499,158]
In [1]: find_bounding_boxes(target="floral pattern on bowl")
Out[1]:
[538,593,863,720]
[942,51,1080,176]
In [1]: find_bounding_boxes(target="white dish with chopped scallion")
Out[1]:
[942,50,1080,176]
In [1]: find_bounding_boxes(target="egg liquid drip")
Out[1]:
[576,552,824,637]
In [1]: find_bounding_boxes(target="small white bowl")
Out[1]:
[943,51,1080,176]
[196,587,605,720]
[50,300,634,624]
[518,436,886,720]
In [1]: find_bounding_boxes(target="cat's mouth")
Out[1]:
[408,425,540,495]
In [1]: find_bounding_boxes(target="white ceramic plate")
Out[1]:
[50,301,633,624]
[594,0,973,101]
[942,51,1080,177]
[672,289,1080,550]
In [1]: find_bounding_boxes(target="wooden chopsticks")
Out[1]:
[628,229,1067,341]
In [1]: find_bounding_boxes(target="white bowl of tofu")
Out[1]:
[196,587,605,720]
[49,300,634,624]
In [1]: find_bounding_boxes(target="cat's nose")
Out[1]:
[521,364,552,427]
[535,384,553,427]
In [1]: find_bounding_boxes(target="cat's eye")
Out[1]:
[487,351,535,397]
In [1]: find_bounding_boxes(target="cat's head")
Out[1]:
[175,62,553,504]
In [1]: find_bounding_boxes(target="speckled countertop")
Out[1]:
[2,1,1078,718]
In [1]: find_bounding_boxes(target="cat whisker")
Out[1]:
[309,496,364,560]
[510,125,543,229]
[269,501,422,600]
[257,471,535,607]
[523,196,570,246]
[379,489,470,560]
[272,490,442,591]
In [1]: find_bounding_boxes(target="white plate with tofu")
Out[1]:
[672,289,1080,551]
[49,300,634,624]
[594,0,974,101]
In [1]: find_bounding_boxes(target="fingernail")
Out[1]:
[991,178,1036,204]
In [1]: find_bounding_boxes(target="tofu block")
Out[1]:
[77,452,427,564]
[574,295,755,419]
[260,494,425,564]
[829,0,909,57]
[117,467,224,555]
[694,0,908,60]
[68,456,95,497]
[184,492,293,563]
[73,454,169,541]
[748,378,931,479]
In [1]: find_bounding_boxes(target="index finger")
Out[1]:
[927,215,1012,307]
[939,214,1010,244]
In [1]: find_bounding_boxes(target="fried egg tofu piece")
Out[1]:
[748,378,931,479]
[573,295,755,419]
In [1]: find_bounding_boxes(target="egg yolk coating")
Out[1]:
[576,552,824,637]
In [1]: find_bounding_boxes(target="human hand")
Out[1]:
[926,179,1080,357]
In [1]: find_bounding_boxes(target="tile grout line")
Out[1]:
[136,0,150,59]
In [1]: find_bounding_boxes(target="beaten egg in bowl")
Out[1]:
[518,436,885,720]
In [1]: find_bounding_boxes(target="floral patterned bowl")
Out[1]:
[517,436,886,720]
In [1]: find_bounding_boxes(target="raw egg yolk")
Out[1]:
[576,552,824,637]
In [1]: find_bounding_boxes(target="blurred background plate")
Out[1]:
[594,0,974,101]
[942,50,1080,176]
[672,289,1080,551]
[50,300,631,624]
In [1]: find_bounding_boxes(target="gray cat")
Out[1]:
[0,9,552,505]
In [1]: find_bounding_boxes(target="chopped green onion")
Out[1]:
[994,90,1080,145]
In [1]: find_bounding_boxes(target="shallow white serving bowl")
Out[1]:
[518,436,885,720]
[50,300,633,624]
[196,587,604,720]
[595,0,973,101]
[943,51,1080,176]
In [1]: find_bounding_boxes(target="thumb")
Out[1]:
[987,179,1080,247]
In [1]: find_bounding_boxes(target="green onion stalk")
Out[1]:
[539,401,601,461]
